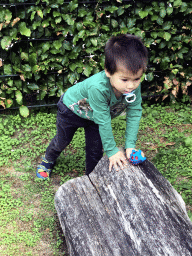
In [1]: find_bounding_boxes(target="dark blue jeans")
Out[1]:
[45,95,103,175]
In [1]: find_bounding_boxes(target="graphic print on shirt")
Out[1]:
[69,98,93,119]
[110,101,127,118]
[69,97,128,120]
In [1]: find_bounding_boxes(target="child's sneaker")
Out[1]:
[36,157,55,180]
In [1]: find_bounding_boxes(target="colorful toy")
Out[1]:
[129,149,146,165]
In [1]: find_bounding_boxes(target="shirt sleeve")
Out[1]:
[125,84,142,149]
[88,86,119,158]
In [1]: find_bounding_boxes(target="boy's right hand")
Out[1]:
[109,151,128,172]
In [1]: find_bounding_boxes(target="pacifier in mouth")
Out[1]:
[123,90,136,103]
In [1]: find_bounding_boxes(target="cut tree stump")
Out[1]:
[55,153,192,256]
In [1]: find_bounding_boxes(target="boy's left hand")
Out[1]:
[126,148,145,159]
[109,151,128,172]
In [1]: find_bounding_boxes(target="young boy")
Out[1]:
[36,34,148,179]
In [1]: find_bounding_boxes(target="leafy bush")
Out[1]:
[0,0,192,116]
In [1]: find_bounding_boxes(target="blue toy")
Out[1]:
[129,149,146,165]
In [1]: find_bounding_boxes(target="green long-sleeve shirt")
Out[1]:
[63,70,142,158]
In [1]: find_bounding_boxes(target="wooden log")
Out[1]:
[55,153,192,256]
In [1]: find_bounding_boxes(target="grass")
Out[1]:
[0,99,192,255]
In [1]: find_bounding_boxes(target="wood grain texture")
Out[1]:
[55,154,192,256]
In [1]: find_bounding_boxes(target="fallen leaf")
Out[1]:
[12,17,20,27]
[165,142,175,146]
[173,78,179,86]
[162,95,168,101]
[20,74,25,81]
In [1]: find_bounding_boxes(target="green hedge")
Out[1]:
[0,0,192,116]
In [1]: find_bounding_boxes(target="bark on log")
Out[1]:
[55,153,192,256]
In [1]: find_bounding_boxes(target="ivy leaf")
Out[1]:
[69,1,78,12]
[101,25,110,31]
[78,8,87,17]
[77,67,83,73]
[1,36,12,50]
[53,40,62,50]
[19,22,31,37]
[78,30,86,38]
[53,11,60,17]
[8,80,13,87]
[42,42,50,53]
[160,9,166,18]
[21,52,29,61]
[146,72,154,82]
[111,19,119,28]
[4,9,12,22]
[180,2,188,12]
[56,0,64,4]
[151,15,158,21]
[49,87,57,96]
[5,99,13,108]
[27,84,39,90]
[174,0,182,7]
[164,32,171,41]
[90,38,97,47]
[30,11,36,21]
[162,21,172,30]
[117,6,124,16]
[139,10,148,19]
[68,73,77,85]
[157,17,163,25]
[73,35,79,45]
[63,14,74,26]
[55,17,62,24]
[22,64,32,72]
[38,91,47,100]
[10,28,18,38]
[37,10,43,19]
[4,64,12,75]
[127,18,136,28]
[69,63,77,72]
[159,41,167,49]
[76,22,83,31]
[151,32,158,39]
[19,105,29,117]
[63,40,71,51]
[167,7,173,15]
[29,53,37,66]
[83,65,92,77]
[32,20,41,30]
[62,56,69,65]
[42,20,49,28]
[105,6,118,13]
[15,90,23,105]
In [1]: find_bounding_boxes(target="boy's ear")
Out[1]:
[105,69,111,78]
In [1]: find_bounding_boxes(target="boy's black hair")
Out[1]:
[104,34,148,75]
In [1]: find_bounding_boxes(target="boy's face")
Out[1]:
[105,66,143,96]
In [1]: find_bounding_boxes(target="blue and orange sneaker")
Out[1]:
[36,157,55,180]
